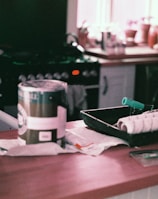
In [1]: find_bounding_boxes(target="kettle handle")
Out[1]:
[66,33,79,44]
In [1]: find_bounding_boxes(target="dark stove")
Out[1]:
[0,50,100,120]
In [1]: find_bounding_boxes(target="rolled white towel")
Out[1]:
[117,112,158,134]
[142,117,153,132]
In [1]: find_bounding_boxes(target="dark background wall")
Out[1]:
[0,0,67,50]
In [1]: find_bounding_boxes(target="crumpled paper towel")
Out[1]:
[0,127,128,156]
[117,110,158,134]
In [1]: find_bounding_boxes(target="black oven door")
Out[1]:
[67,84,99,121]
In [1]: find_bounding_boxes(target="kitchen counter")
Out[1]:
[1,120,158,199]
[86,46,158,66]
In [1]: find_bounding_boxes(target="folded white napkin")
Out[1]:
[0,126,128,156]
[117,110,158,134]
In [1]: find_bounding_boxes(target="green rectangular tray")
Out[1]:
[80,106,158,147]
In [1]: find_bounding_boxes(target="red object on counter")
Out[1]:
[135,23,150,45]
[125,29,137,46]
[148,25,158,48]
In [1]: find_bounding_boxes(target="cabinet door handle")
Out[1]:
[102,75,108,95]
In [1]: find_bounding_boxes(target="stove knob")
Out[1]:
[61,72,69,80]
[27,74,35,80]
[53,72,61,80]
[19,74,27,82]
[82,70,90,77]
[90,70,98,77]
[45,73,53,79]
[36,73,44,80]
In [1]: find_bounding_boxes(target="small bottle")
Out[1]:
[148,25,158,48]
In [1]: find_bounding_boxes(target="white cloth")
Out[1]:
[67,85,87,115]
[0,126,128,156]
[117,110,158,134]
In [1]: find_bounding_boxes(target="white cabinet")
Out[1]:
[99,65,135,108]
[106,184,158,199]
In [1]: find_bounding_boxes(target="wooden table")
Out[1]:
[1,120,158,199]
